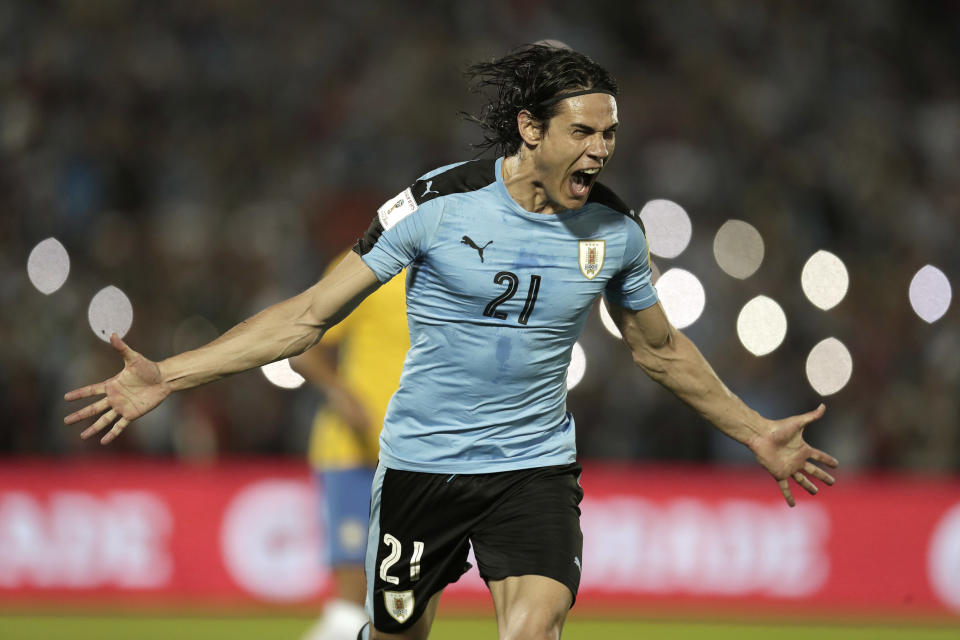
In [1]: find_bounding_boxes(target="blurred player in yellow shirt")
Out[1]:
[292,255,408,640]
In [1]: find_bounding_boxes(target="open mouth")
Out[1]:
[570,167,600,198]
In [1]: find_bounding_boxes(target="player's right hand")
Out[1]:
[64,333,171,444]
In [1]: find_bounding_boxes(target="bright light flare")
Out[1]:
[87,286,133,342]
[806,338,853,396]
[567,342,586,390]
[909,265,952,323]
[599,299,622,339]
[27,237,70,294]
[801,250,849,311]
[639,199,692,259]
[654,268,705,329]
[261,359,306,389]
[714,220,764,279]
[736,295,787,356]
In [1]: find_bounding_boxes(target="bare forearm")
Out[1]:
[159,251,380,392]
[635,328,764,449]
[160,289,323,391]
[612,301,837,506]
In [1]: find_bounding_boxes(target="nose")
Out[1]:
[587,133,610,161]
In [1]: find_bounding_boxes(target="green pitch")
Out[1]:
[1,615,958,640]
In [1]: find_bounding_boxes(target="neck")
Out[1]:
[501,153,566,215]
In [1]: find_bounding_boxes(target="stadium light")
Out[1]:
[639,199,692,259]
[805,337,853,396]
[567,342,586,390]
[713,220,764,279]
[909,265,952,323]
[598,299,622,339]
[260,359,306,389]
[736,295,787,356]
[801,250,849,311]
[27,237,70,295]
[654,268,705,329]
[87,286,133,342]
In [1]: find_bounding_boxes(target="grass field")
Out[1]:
[1,615,958,640]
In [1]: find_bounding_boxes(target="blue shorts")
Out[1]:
[318,468,376,567]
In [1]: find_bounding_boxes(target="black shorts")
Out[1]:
[364,462,584,633]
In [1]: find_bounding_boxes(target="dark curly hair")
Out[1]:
[462,44,618,157]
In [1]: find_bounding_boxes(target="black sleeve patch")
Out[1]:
[410,159,497,205]
[354,159,498,256]
[588,182,645,235]
[352,215,385,256]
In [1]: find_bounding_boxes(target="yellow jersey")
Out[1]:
[309,261,408,469]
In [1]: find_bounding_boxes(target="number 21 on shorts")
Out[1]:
[379,534,425,584]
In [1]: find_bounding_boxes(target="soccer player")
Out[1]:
[291,257,408,640]
[65,45,839,640]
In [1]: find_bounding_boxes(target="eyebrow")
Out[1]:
[570,122,619,133]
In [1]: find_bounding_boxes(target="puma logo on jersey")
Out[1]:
[420,180,439,198]
[461,236,493,262]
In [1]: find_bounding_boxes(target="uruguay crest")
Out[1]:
[578,240,606,279]
[384,590,415,624]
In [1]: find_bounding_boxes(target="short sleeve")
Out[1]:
[354,188,445,283]
[603,218,659,311]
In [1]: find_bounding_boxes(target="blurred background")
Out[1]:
[1,0,958,636]
[2,0,956,468]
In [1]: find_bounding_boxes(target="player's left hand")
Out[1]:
[750,404,839,507]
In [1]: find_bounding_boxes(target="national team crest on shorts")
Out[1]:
[578,240,606,279]
[384,590,415,624]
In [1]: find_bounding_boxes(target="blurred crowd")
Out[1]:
[1,1,957,471]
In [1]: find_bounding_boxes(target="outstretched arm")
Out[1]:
[65,251,381,444]
[606,300,839,506]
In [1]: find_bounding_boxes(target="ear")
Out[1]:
[517,110,543,148]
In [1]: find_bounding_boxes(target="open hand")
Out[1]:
[64,334,170,444]
[751,404,839,507]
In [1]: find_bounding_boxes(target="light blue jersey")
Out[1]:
[355,157,658,473]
